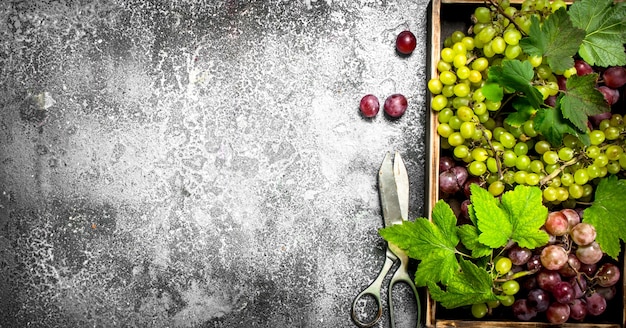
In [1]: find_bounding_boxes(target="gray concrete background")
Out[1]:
[0,0,430,327]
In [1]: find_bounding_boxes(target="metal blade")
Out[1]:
[379,152,403,227]
[393,151,409,222]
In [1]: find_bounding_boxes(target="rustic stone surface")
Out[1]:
[0,0,429,327]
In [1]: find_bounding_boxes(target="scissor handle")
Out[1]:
[388,244,421,328]
[351,254,395,327]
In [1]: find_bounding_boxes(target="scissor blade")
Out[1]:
[393,151,409,222]
[379,152,403,227]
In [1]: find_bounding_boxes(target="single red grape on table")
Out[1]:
[359,94,380,118]
[396,30,416,55]
[384,93,408,118]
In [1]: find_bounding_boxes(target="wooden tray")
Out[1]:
[424,0,625,327]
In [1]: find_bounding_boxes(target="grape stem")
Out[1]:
[486,0,529,37]
[539,154,585,186]
[479,124,504,179]
[494,268,540,282]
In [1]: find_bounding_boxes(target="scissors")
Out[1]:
[351,151,421,328]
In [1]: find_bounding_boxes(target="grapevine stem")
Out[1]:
[486,0,528,37]
[539,154,585,186]
[494,268,540,282]
[479,125,504,179]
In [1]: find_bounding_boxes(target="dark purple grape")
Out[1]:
[544,95,557,107]
[439,166,468,194]
[579,263,597,276]
[459,199,470,221]
[537,269,561,292]
[595,262,620,287]
[439,156,456,173]
[598,86,620,105]
[396,30,417,55]
[590,110,613,127]
[527,254,543,271]
[527,288,550,312]
[359,94,380,118]
[463,177,483,198]
[546,302,570,324]
[509,245,532,266]
[552,281,575,304]
[512,299,538,321]
[384,93,408,118]
[586,293,607,316]
[522,276,538,290]
[558,254,581,278]
[569,276,587,299]
[557,75,567,90]
[603,66,626,88]
[569,299,587,321]
[575,59,593,76]
[596,286,617,301]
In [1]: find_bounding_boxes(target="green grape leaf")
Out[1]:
[379,200,459,286]
[473,184,549,249]
[519,8,585,73]
[457,224,492,258]
[583,176,626,259]
[486,60,543,109]
[561,73,610,132]
[533,106,581,147]
[504,98,535,128]
[482,82,503,102]
[569,0,626,67]
[427,258,498,309]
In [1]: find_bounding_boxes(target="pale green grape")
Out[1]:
[428,78,443,94]
[454,145,470,159]
[469,161,487,176]
[438,108,454,123]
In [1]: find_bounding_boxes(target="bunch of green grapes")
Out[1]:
[429,0,626,208]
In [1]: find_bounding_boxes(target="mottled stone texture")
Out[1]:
[0,0,429,327]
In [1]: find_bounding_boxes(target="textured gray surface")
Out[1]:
[0,0,429,327]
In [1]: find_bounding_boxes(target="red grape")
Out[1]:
[576,241,603,265]
[574,59,594,76]
[512,299,538,321]
[537,269,561,291]
[383,93,408,118]
[545,211,569,236]
[558,254,581,278]
[571,222,596,246]
[598,86,620,105]
[570,276,587,299]
[569,299,587,321]
[596,286,617,301]
[439,166,468,194]
[551,281,575,304]
[540,245,568,270]
[595,262,620,287]
[439,156,456,173]
[546,302,570,324]
[527,288,550,312]
[586,293,607,316]
[603,66,626,88]
[509,245,532,266]
[396,30,417,55]
[561,208,580,228]
[359,94,380,118]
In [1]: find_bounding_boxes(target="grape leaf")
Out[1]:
[569,0,626,67]
[379,200,459,286]
[486,60,543,109]
[504,98,535,128]
[583,175,626,259]
[520,8,585,73]
[427,258,498,309]
[561,73,610,132]
[533,106,582,147]
[481,82,503,102]
[457,224,492,258]
[473,184,549,250]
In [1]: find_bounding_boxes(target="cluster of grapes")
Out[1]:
[471,209,621,324]
[429,0,626,207]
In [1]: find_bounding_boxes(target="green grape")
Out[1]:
[502,150,518,167]
[474,7,492,24]
[604,126,621,140]
[472,87,486,102]
[482,42,496,58]
[513,142,529,156]
[457,106,474,122]
[477,26,497,44]
[504,44,522,59]
[514,170,527,185]
[473,101,487,115]
[501,280,520,296]
[454,145,470,159]
[536,64,552,80]
[487,157,499,173]
[471,57,489,72]
[437,123,453,138]
[599,166,608,178]
[485,99,501,111]
[456,66,471,80]
[460,121,476,139]
[449,116,462,130]
[428,78,443,94]
[556,187,569,202]
[453,53,467,68]
[487,299,501,309]
[534,140,551,155]
[536,85,550,100]
[440,85,453,98]
[515,155,531,171]
[528,55,543,67]
[568,183,584,199]
[469,161,487,176]
[439,71,457,85]
[500,132,516,148]
[549,176,561,187]
[495,257,513,275]
[560,173,573,186]
[437,60,452,72]
[503,28,522,45]
[543,186,558,202]
[471,303,488,319]
[461,36,475,51]
[450,30,465,43]
[522,120,538,137]
[491,141,504,154]
[525,173,540,186]
[471,128,484,141]
[529,160,544,174]
[606,145,623,160]
[544,163,559,174]
[558,147,574,161]
[468,70,483,84]
[491,36,506,54]
[587,164,601,179]
[545,81,559,96]
[438,108,454,123]
[574,168,589,185]
[453,83,471,97]
[499,295,515,307]
[441,47,455,63]
[484,118,496,131]
[452,96,471,109]
[563,134,580,148]
[452,42,466,56]
[610,114,623,127]
[594,154,609,167]
[471,147,489,162]
[441,137,451,149]
[542,150,559,165]
[607,161,621,174]
[477,112,490,124]
[620,153,626,169]
[589,130,606,145]
[431,95,448,111]
[585,145,601,159]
